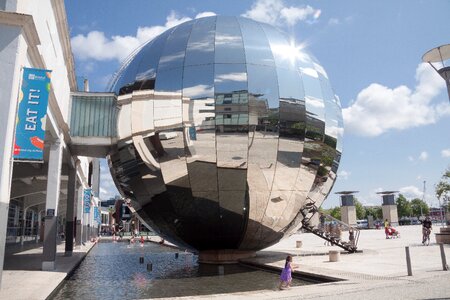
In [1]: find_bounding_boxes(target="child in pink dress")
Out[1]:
[278,255,295,290]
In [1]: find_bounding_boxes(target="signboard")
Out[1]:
[94,207,101,224]
[14,67,52,161]
[83,188,91,213]
[93,206,98,222]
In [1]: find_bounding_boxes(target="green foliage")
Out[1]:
[396,194,412,218]
[329,206,341,220]
[410,198,429,217]
[435,167,450,201]
[353,198,366,220]
[365,206,382,220]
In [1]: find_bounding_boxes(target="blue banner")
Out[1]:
[83,188,91,213]
[14,67,52,161]
[94,207,101,224]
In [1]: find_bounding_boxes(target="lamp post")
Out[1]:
[422,44,450,101]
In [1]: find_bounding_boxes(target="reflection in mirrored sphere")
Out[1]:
[108,16,343,257]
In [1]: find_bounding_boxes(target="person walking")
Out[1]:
[384,219,390,239]
[319,213,326,231]
[278,255,297,290]
[422,216,432,245]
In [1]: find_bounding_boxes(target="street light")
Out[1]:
[422,44,450,102]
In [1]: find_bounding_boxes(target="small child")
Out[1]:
[278,255,296,290]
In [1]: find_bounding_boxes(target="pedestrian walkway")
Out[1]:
[1,226,449,300]
[0,241,96,300]
[200,225,450,300]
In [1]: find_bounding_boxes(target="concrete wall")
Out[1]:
[15,0,72,121]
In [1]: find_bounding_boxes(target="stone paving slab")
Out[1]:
[0,241,96,300]
[151,225,450,300]
[1,225,450,300]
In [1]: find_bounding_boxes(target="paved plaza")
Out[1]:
[0,225,449,299]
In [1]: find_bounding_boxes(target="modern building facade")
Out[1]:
[0,0,100,286]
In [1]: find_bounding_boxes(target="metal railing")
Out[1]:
[300,201,360,252]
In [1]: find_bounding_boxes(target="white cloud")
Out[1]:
[242,0,321,27]
[442,148,450,158]
[306,96,325,108]
[328,18,340,26]
[195,11,217,19]
[338,170,350,180]
[409,151,430,162]
[182,84,214,99]
[215,72,247,82]
[71,11,215,62]
[418,151,428,161]
[99,159,120,200]
[399,185,423,199]
[328,16,354,26]
[342,63,450,137]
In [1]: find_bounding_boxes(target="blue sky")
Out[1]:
[65,0,450,208]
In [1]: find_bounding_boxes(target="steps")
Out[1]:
[300,201,359,253]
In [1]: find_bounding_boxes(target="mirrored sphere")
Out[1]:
[109,16,343,252]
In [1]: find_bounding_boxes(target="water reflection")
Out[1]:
[50,242,309,299]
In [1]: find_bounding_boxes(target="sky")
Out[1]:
[65,0,450,209]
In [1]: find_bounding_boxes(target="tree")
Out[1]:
[436,168,450,212]
[329,206,341,220]
[396,194,412,218]
[365,206,382,220]
[410,198,429,217]
[353,198,366,220]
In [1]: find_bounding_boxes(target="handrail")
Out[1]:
[300,201,360,252]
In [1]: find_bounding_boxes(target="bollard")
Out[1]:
[147,263,153,271]
[218,265,224,276]
[405,246,412,276]
[139,257,144,264]
[329,250,340,262]
[175,253,179,259]
[439,243,449,271]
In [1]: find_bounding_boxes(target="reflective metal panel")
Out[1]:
[134,30,173,91]
[183,65,214,99]
[154,68,183,93]
[185,17,216,66]
[113,50,146,95]
[214,64,247,93]
[238,18,275,67]
[214,16,246,64]
[158,21,194,71]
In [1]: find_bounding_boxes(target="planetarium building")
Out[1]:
[107,16,343,260]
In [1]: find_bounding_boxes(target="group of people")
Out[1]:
[278,217,434,291]
[383,216,433,244]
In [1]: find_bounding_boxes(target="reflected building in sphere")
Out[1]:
[108,16,343,261]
